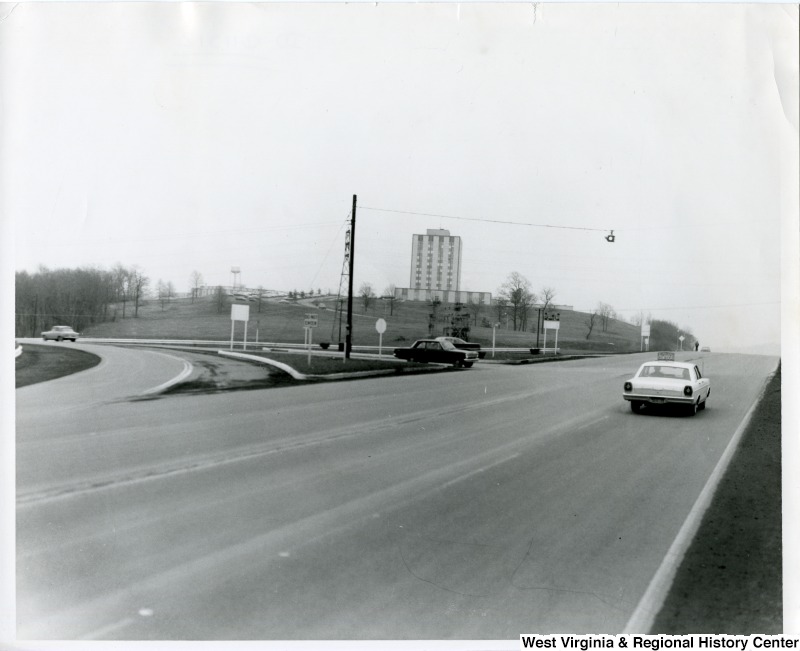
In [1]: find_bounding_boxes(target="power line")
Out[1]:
[307,212,351,289]
[359,205,612,234]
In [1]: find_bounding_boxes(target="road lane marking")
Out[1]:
[622,362,780,633]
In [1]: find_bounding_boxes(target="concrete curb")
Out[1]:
[218,350,448,381]
[140,356,195,395]
[218,350,308,380]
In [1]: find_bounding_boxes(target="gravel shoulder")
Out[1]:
[651,365,782,633]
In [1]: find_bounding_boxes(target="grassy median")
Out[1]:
[15,343,101,388]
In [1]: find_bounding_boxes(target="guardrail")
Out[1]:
[80,338,566,355]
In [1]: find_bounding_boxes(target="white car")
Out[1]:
[623,353,710,416]
[41,325,79,342]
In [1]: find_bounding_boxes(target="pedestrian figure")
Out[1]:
[695,341,699,351]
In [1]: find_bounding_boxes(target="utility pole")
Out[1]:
[345,194,357,359]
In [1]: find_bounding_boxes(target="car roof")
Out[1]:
[640,361,696,369]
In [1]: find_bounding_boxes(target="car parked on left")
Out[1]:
[394,339,479,368]
[435,336,486,359]
[41,325,80,342]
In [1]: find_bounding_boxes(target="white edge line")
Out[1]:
[623,360,780,633]
[218,350,307,380]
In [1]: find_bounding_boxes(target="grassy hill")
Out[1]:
[83,294,643,354]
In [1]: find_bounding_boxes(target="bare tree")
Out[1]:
[585,308,599,339]
[111,263,131,318]
[359,282,375,312]
[494,297,508,328]
[540,286,556,312]
[597,302,616,332]
[469,295,485,326]
[215,285,227,314]
[157,279,168,310]
[130,267,149,317]
[255,285,266,313]
[382,284,398,316]
[499,272,536,331]
[189,271,204,303]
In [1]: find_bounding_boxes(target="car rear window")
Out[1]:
[639,365,690,380]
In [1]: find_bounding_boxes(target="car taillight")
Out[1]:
[624,382,632,392]
[684,386,693,396]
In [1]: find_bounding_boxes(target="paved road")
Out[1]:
[16,348,778,640]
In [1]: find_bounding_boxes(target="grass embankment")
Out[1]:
[83,294,642,352]
[14,344,101,388]
[652,365,782,633]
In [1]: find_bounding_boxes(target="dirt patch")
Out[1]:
[158,350,296,395]
[651,365,782,633]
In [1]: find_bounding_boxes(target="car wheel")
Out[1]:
[56,337,63,342]
[630,401,642,413]
[453,360,463,368]
[687,402,699,416]
[463,362,473,368]
[699,400,706,411]
[71,338,77,342]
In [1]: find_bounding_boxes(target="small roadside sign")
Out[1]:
[304,314,318,328]
[230,304,250,350]
[375,318,387,357]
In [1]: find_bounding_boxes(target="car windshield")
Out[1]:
[638,365,691,380]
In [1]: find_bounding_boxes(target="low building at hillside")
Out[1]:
[394,287,492,305]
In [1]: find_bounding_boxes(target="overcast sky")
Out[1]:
[4,2,798,352]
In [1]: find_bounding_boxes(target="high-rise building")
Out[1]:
[410,229,462,292]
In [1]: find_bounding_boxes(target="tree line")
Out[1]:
[15,264,151,337]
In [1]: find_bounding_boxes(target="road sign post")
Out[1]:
[304,314,318,365]
[543,317,560,355]
[230,304,250,350]
[375,318,387,357]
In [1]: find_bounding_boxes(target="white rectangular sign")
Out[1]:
[304,318,318,328]
[231,304,250,322]
[544,320,560,330]
[641,324,651,336]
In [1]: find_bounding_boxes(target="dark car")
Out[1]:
[394,339,479,368]
[435,336,486,359]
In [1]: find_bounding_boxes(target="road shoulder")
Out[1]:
[651,364,782,632]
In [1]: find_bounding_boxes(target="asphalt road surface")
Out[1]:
[16,345,778,640]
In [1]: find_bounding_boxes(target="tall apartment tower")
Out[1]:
[410,229,462,292]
